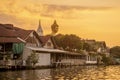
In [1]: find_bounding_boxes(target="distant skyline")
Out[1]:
[0,0,120,47]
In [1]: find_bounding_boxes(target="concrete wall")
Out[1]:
[22,45,32,66]
[22,45,51,66]
[36,53,51,66]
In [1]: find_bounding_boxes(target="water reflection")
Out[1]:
[0,66,120,80]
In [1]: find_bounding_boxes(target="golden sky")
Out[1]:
[0,0,120,47]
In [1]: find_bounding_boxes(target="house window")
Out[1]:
[47,42,51,47]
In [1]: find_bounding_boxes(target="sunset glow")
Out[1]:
[0,0,120,47]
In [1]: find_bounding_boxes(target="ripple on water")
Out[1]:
[0,66,120,80]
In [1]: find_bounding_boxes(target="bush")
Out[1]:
[26,51,39,67]
[101,54,114,65]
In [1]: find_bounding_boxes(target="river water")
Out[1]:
[0,65,120,80]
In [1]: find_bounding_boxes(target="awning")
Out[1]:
[27,47,85,56]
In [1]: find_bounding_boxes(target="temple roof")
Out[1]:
[37,20,43,36]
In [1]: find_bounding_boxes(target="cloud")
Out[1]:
[0,0,119,47]
[0,0,113,20]
[22,3,112,19]
[44,4,112,11]
[39,4,112,19]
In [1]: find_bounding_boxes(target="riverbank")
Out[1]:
[0,65,52,72]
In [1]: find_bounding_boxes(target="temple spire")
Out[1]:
[39,19,41,27]
[37,19,43,36]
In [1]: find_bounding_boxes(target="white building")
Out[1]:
[22,20,57,66]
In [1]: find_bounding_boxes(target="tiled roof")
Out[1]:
[0,23,33,43]
[15,29,33,40]
[0,24,17,37]
[0,37,22,43]
[39,35,51,46]
[25,36,36,44]
[39,35,58,48]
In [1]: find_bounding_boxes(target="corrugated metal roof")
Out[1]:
[27,47,84,56]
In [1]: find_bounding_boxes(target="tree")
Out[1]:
[83,42,99,52]
[110,46,120,64]
[26,51,39,67]
[101,54,114,65]
[83,43,91,51]
[110,46,120,58]
[55,34,83,52]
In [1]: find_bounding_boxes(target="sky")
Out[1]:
[0,0,120,47]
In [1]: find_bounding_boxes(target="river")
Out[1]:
[0,65,120,80]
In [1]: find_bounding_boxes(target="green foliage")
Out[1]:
[55,34,83,52]
[110,46,120,58]
[101,54,114,65]
[83,43,92,51]
[83,43,98,52]
[26,51,39,67]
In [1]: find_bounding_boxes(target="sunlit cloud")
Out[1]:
[0,0,112,20]
[0,0,120,47]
